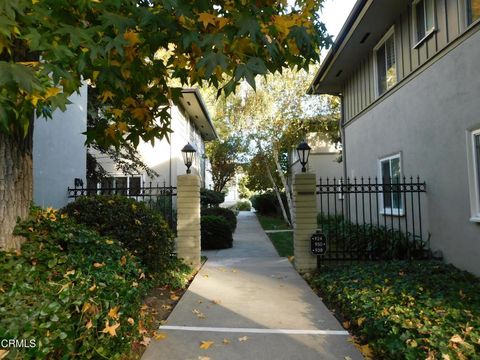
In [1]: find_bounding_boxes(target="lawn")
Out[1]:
[310,261,480,359]
[255,214,293,257]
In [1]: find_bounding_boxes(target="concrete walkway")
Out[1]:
[142,212,363,360]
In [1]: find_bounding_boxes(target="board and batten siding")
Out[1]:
[343,0,467,122]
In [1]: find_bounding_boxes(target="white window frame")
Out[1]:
[373,26,398,98]
[467,128,480,222]
[378,153,404,216]
[97,174,143,197]
[412,0,437,47]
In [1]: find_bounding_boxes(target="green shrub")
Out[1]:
[250,191,287,215]
[236,200,251,211]
[311,261,480,359]
[0,208,152,359]
[201,215,233,250]
[317,213,428,260]
[62,195,174,273]
[202,207,237,232]
[200,188,225,208]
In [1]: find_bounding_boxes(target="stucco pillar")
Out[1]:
[176,174,201,269]
[293,172,317,272]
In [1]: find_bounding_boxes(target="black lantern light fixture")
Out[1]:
[181,143,197,174]
[296,140,311,173]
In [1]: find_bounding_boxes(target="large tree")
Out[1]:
[0,0,330,249]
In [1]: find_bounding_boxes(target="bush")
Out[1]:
[0,207,152,359]
[202,207,237,232]
[236,200,251,211]
[200,188,225,208]
[62,196,174,273]
[310,261,480,359]
[201,215,233,250]
[250,191,287,216]
[317,213,428,260]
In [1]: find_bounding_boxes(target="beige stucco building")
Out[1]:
[309,0,480,275]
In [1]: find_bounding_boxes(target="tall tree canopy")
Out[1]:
[0,0,331,248]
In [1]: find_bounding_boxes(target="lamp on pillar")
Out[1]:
[296,140,311,173]
[181,143,197,174]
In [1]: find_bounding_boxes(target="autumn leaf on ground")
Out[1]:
[198,357,211,360]
[108,306,120,320]
[89,283,97,292]
[238,336,248,342]
[140,336,151,346]
[153,331,167,340]
[105,239,114,245]
[202,274,209,278]
[449,334,465,344]
[223,338,230,344]
[170,294,180,301]
[192,309,206,319]
[85,319,93,329]
[120,255,126,266]
[132,281,138,287]
[231,269,237,273]
[139,272,145,279]
[211,299,221,305]
[200,340,214,349]
[127,317,135,325]
[161,304,172,310]
[93,262,105,268]
[102,321,120,337]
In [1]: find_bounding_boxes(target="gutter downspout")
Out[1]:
[340,94,347,180]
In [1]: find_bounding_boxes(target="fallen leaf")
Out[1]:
[139,272,145,279]
[101,321,120,337]
[170,294,180,301]
[153,331,167,340]
[211,299,221,305]
[200,340,214,349]
[161,304,172,310]
[238,336,248,342]
[231,269,237,273]
[127,317,135,325]
[108,306,120,320]
[0,350,10,358]
[132,281,138,287]
[120,256,127,266]
[64,269,75,277]
[93,262,105,268]
[192,309,206,319]
[88,283,97,292]
[450,334,465,344]
[105,239,114,245]
[140,336,151,346]
[85,319,93,329]
[356,317,366,327]
[198,357,211,360]
[223,338,230,344]
[343,321,350,329]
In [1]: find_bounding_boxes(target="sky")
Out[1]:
[320,0,357,40]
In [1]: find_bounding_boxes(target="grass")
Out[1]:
[255,214,293,257]
[309,261,480,359]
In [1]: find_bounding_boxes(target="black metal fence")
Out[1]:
[67,181,177,230]
[316,176,428,263]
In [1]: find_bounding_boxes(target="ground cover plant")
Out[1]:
[0,208,154,359]
[310,261,480,359]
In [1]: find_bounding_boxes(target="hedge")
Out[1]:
[201,215,233,250]
[201,207,237,232]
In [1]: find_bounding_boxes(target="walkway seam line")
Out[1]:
[159,325,349,335]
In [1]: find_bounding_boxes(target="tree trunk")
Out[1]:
[272,146,295,226]
[264,157,291,228]
[0,129,33,250]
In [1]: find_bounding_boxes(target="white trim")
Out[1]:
[158,325,349,336]
[373,26,397,98]
[378,153,404,216]
[412,0,437,48]
[467,128,480,219]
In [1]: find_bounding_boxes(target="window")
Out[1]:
[467,0,480,25]
[374,27,397,96]
[379,154,403,215]
[99,176,142,196]
[413,0,436,44]
[468,129,480,221]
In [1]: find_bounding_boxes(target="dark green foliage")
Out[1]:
[250,191,288,218]
[317,213,428,260]
[236,200,251,211]
[62,196,174,273]
[201,215,233,250]
[202,207,237,232]
[200,188,225,208]
[0,208,151,359]
[310,261,480,359]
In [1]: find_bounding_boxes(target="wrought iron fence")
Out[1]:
[316,176,428,264]
[67,181,177,230]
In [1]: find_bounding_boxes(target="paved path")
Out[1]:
[142,212,363,360]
